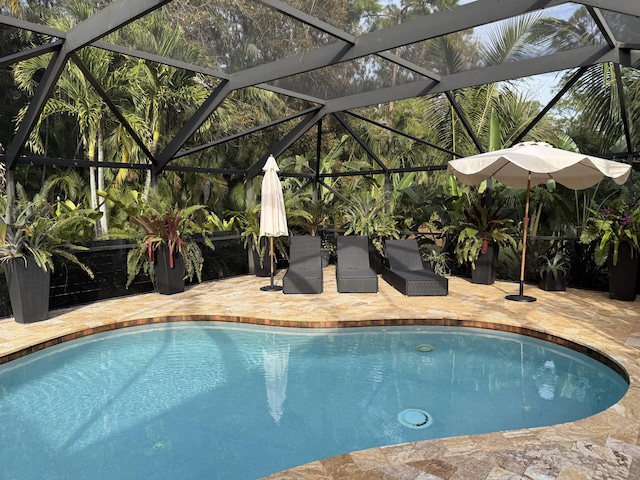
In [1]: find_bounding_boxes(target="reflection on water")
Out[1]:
[263,338,290,424]
[534,360,558,400]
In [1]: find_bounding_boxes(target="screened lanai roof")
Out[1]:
[0,0,639,182]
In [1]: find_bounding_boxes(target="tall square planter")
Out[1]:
[154,245,185,295]
[250,237,270,277]
[5,258,50,323]
[471,243,498,285]
[608,242,638,301]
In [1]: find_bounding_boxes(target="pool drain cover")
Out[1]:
[416,344,434,352]
[398,408,432,429]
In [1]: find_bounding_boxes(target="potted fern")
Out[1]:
[0,193,98,323]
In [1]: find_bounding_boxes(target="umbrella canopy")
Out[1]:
[259,154,288,238]
[448,142,631,189]
[447,141,632,302]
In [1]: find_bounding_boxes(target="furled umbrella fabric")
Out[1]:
[259,154,288,291]
[447,141,632,301]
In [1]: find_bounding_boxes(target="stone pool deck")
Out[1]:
[1,266,639,479]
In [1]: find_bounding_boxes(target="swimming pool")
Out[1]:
[0,323,628,479]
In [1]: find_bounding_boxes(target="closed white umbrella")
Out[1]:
[259,154,288,291]
[448,142,632,302]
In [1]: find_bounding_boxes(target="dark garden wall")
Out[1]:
[0,235,249,320]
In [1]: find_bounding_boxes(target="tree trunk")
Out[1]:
[97,123,108,235]
[143,131,160,200]
[88,142,101,237]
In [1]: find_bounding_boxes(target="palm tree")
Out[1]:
[12,0,120,236]
[107,11,210,196]
[368,0,465,123]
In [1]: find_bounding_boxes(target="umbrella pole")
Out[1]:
[506,173,536,302]
[261,237,282,292]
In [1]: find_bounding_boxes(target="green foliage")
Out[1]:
[0,189,99,277]
[421,248,451,278]
[537,247,570,280]
[447,187,518,267]
[340,190,400,254]
[579,196,640,266]
[235,203,263,254]
[99,189,213,287]
[285,194,329,236]
[203,211,236,232]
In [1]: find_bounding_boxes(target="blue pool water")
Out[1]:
[0,323,628,479]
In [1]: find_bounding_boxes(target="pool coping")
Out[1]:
[0,315,630,385]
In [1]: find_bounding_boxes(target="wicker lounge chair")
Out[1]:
[283,236,323,294]
[336,235,378,293]
[382,239,448,296]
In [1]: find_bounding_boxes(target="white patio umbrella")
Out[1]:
[447,141,632,302]
[259,154,288,291]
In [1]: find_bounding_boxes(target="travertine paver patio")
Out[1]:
[1,266,640,479]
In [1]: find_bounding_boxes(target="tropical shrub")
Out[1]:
[579,197,640,266]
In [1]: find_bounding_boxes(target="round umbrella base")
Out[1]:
[505,294,536,302]
[260,285,283,292]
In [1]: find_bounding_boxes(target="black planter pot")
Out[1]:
[154,245,185,295]
[251,237,271,277]
[252,248,271,277]
[608,242,638,301]
[321,248,331,268]
[472,243,498,285]
[539,273,567,292]
[368,240,383,274]
[5,258,50,323]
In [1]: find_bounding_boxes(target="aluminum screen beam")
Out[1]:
[345,111,459,157]
[154,80,232,173]
[0,13,65,37]
[91,41,230,81]
[5,50,68,169]
[446,92,484,153]
[324,45,619,113]
[579,0,640,17]
[69,53,156,166]
[257,0,441,81]
[63,0,172,52]
[514,67,589,144]
[4,0,171,168]
[587,7,617,47]
[174,106,323,160]
[257,0,357,42]
[246,108,326,180]
[229,0,562,91]
[0,41,63,69]
[333,113,387,172]
[614,63,633,155]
